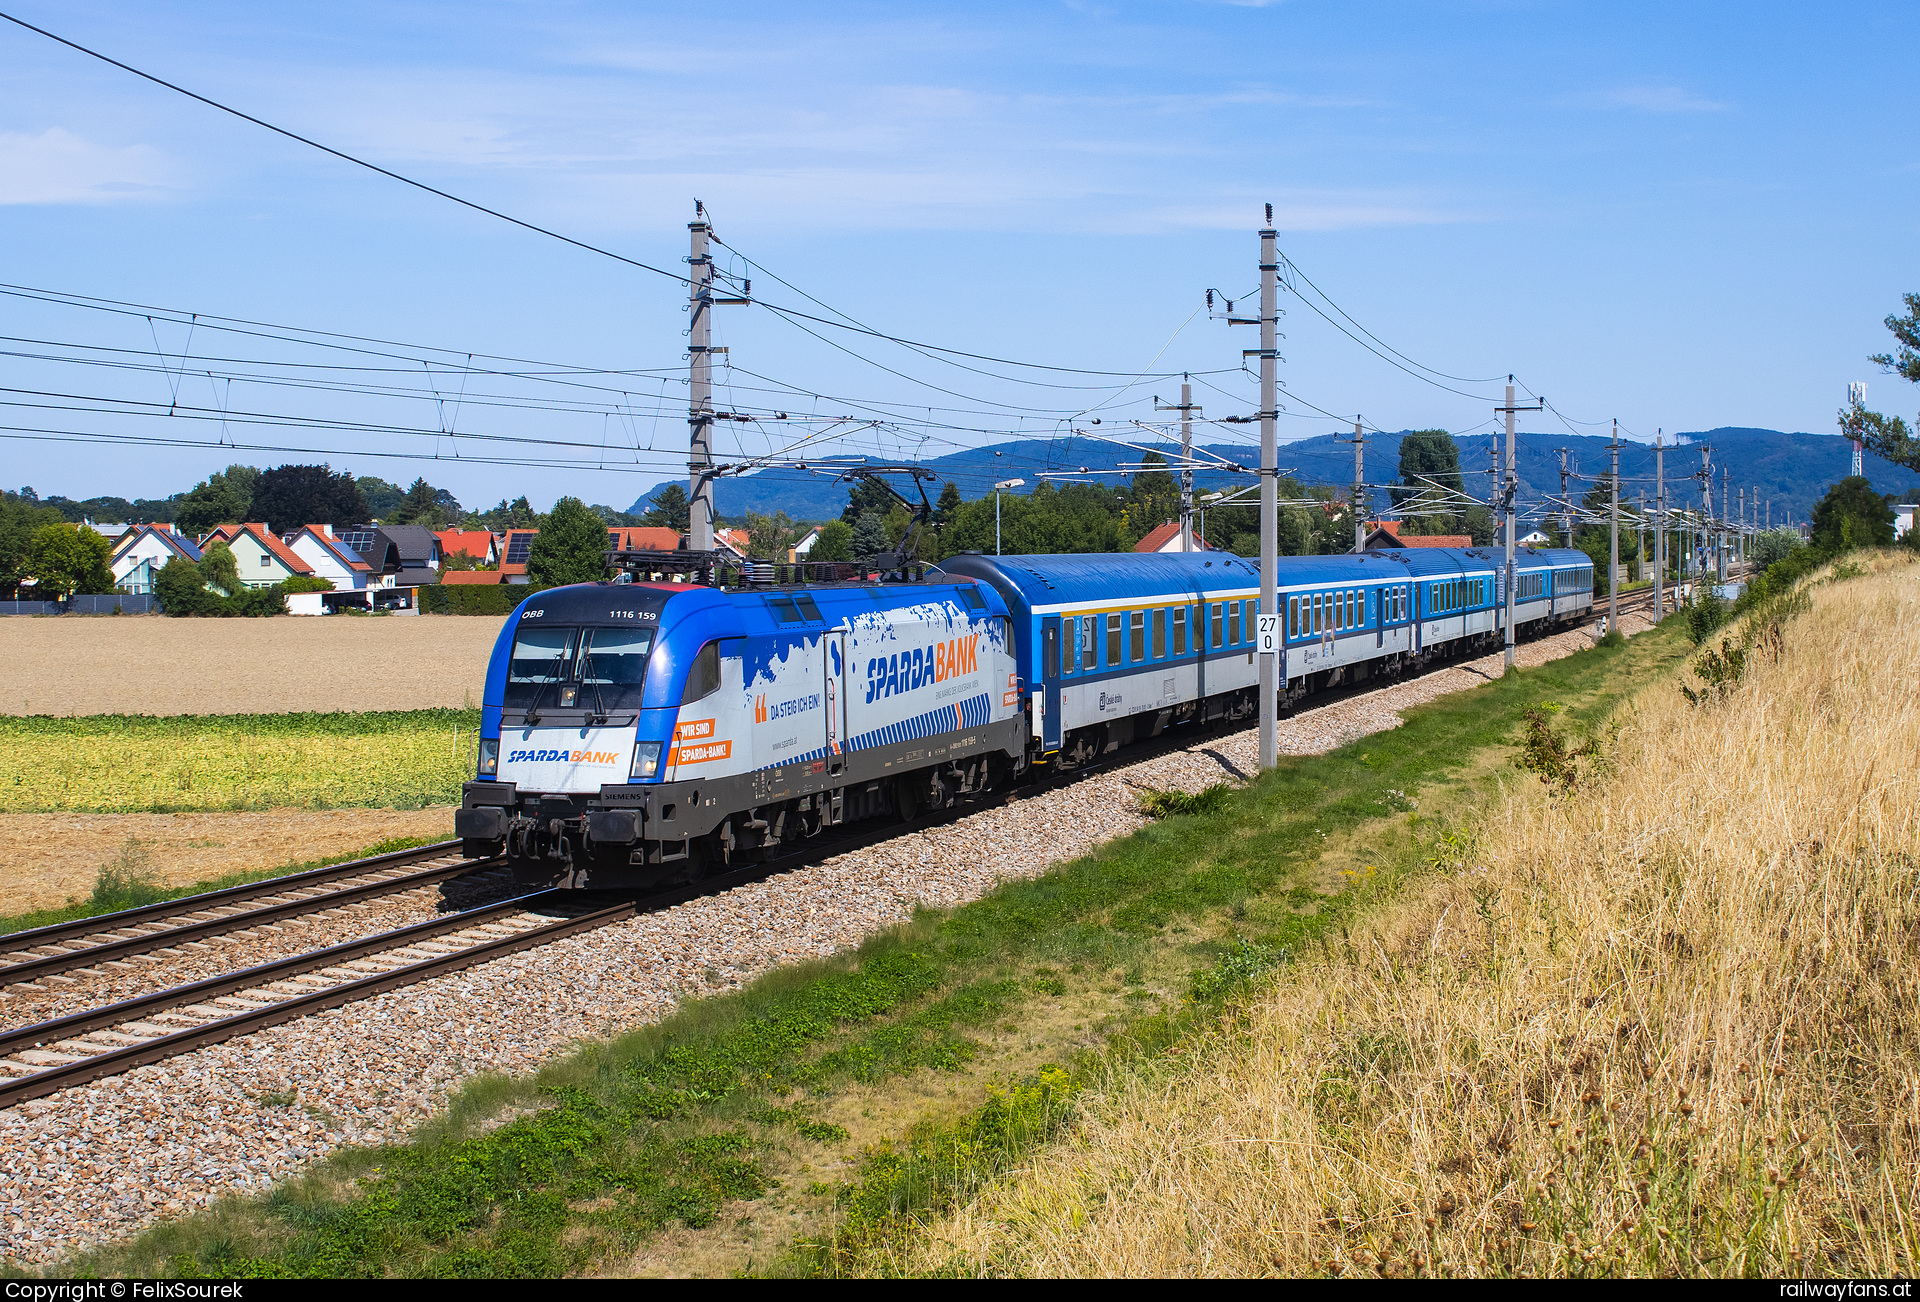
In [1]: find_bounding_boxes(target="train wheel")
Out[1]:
[895,775,921,825]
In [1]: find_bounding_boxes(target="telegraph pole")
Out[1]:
[1654,431,1665,618]
[1258,217,1280,768]
[688,212,716,552]
[685,203,750,553]
[1700,448,1713,586]
[1719,466,1730,582]
[1495,380,1544,670]
[1155,385,1201,551]
[1341,417,1367,551]
[1559,448,1572,547]
[1609,420,1621,638]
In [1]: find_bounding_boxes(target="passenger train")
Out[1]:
[455,544,1594,888]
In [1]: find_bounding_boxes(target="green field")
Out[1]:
[0,709,482,813]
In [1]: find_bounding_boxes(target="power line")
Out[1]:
[0,11,695,288]
[1277,254,1507,386]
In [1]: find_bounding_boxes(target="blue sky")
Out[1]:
[2,0,1915,511]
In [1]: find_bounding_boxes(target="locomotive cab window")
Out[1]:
[505,627,577,709]
[580,628,654,711]
[681,642,722,704]
[959,585,987,611]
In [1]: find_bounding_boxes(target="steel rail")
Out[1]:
[0,896,630,1108]
[0,851,503,987]
[0,839,472,956]
[0,892,561,1059]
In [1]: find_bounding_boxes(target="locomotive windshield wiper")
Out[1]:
[522,653,566,724]
[582,654,610,725]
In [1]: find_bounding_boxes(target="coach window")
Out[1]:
[1227,600,1241,647]
[1173,606,1188,654]
[1106,613,1122,666]
[1082,616,1097,670]
[1130,609,1146,662]
[1152,608,1167,658]
[1211,602,1224,649]
[1062,622,1075,676]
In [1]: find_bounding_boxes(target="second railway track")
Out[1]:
[0,841,505,988]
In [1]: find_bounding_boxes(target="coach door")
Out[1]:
[1040,615,1062,752]
[823,629,848,775]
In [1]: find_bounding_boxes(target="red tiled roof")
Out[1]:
[206,523,314,575]
[1363,520,1402,538]
[440,570,503,585]
[608,526,683,551]
[435,529,497,563]
[1399,534,1473,548]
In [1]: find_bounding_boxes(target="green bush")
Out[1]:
[281,574,336,594]
[419,583,548,616]
[154,555,288,616]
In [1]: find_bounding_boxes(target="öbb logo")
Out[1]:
[865,634,979,704]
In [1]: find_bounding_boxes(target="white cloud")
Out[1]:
[1602,85,1728,113]
[0,128,176,204]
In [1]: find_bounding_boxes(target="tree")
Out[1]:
[1840,292,1920,470]
[198,539,241,597]
[810,519,853,562]
[357,476,408,519]
[528,496,609,586]
[391,478,462,529]
[935,481,962,525]
[1750,527,1805,570]
[842,477,900,525]
[1127,451,1181,545]
[248,464,369,533]
[1391,430,1466,535]
[481,496,540,531]
[641,483,691,532]
[1810,476,1895,551]
[173,465,258,537]
[849,510,891,567]
[155,555,215,615]
[0,490,66,597]
[25,524,113,597]
[744,510,799,559]
[1570,469,1642,597]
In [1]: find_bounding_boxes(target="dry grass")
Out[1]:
[0,613,503,717]
[924,551,1920,1277]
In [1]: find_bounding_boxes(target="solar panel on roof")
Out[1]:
[505,533,534,565]
[336,528,380,557]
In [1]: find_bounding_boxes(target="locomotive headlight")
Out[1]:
[629,741,663,780]
[478,737,499,777]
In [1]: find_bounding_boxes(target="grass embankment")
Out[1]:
[0,836,444,938]
[55,616,1682,1279]
[0,709,480,813]
[923,552,1920,1278]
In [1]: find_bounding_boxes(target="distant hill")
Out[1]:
[628,427,1920,525]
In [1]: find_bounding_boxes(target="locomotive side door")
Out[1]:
[823,628,847,776]
[1040,615,1062,753]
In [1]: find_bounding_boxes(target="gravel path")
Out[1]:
[0,615,1646,1266]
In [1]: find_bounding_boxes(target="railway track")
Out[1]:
[0,841,506,988]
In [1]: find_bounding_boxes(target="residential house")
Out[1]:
[283,524,375,610]
[111,525,202,594]
[1132,521,1219,554]
[1357,520,1473,551]
[434,529,500,568]
[199,523,317,588]
[789,526,822,559]
[1897,505,1917,540]
[1519,529,1555,546]
[499,528,538,584]
[713,528,751,559]
[334,524,442,609]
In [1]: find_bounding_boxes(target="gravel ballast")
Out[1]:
[0,615,1650,1265]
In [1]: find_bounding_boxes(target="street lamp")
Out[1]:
[993,479,1024,555]
[1197,491,1223,551]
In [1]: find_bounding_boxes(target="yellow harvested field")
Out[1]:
[0,807,456,915]
[0,613,506,717]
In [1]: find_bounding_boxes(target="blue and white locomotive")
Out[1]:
[455,542,1593,888]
